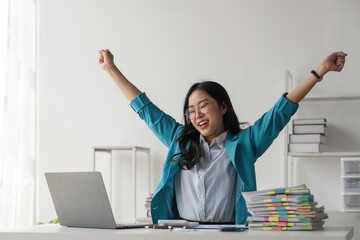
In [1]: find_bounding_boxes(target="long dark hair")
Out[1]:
[171,81,241,169]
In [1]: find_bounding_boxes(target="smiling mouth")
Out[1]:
[198,120,209,129]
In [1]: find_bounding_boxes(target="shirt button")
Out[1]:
[200,194,204,198]
[199,175,203,179]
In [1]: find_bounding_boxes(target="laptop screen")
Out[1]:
[45,172,119,229]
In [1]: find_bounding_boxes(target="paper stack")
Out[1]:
[242,184,328,231]
[289,118,327,153]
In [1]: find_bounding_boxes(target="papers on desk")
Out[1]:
[171,225,247,232]
[157,219,247,232]
[242,184,328,231]
[194,224,247,230]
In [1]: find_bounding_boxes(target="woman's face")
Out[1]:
[187,90,227,144]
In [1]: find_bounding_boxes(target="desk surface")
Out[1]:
[0,225,354,240]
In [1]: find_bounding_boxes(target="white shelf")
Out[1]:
[342,192,360,195]
[284,71,360,213]
[341,208,360,212]
[342,174,360,178]
[289,152,360,157]
[302,95,360,102]
[341,158,360,212]
[93,146,151,222]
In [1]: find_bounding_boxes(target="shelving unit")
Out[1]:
[93,146,151,222]
[341,157,360,212]
[284,71,360,213]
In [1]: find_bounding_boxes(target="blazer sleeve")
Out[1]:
[249,93,299,160]
[130,92,183,148]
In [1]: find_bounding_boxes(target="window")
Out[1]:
[0,0,36,227]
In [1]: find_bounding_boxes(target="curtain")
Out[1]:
[0,0,36,227]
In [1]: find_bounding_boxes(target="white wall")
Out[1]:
[37,0,360,224]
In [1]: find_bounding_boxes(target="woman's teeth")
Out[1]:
[198,120,208,126]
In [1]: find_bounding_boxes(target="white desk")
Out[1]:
[0,225,353,240]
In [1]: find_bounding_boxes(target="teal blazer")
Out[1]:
[130,92,298,224]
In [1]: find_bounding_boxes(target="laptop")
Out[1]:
[45,171,153,229]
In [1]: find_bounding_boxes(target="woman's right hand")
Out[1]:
[98,49,115,71]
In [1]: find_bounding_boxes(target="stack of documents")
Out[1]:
[242,184,328,231]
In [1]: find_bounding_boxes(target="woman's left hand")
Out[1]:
[317,51,348,76]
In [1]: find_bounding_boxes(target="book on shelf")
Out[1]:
[292,118,327,125]
[288,143,326,153]
[289,134,326,144]
[293,124,326,134]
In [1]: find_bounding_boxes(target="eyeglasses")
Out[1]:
[185,101,214,121]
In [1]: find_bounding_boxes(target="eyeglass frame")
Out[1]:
[184,101,216,123]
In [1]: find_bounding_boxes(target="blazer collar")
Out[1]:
[225,132,239,166]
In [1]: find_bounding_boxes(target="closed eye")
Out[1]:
[199,102,209,109]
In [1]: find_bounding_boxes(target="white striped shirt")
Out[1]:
[175,132,236,222]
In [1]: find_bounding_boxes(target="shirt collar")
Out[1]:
[200,131,227,149]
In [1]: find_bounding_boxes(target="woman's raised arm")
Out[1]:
[286,51,347,103]
[98,49,141,101]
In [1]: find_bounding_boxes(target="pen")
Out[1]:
[145,225,173,230]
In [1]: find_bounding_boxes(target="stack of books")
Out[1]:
[243,184,328,231]
[289,118,327,153]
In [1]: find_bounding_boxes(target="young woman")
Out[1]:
[98,50,347,224]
